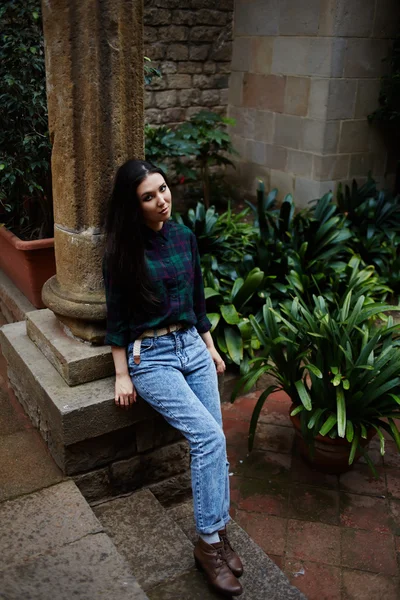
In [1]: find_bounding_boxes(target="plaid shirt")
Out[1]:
[103,220,211,347]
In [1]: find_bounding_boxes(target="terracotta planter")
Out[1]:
[0,226,56,308]
[290,405,376,474]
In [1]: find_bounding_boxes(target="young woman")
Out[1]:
[103,159,243,597]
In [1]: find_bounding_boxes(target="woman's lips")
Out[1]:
[160,206,169,214]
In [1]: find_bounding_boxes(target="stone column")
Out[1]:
[41,0,144,343]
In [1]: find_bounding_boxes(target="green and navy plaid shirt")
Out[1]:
[103,220,211,347]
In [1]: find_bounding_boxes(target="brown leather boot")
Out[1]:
[218,526,244,578]
[194,537,243,597]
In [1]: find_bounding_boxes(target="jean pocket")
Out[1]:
[187,326,199,339]
[140,338,155,353]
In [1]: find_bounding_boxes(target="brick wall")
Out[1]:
[144,0,234,126]
[228,0,399,205]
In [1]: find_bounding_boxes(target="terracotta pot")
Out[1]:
[0,225,55,308]
[290,405,376,474]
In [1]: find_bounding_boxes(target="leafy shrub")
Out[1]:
[235,292,400,474]
[0,1,52,239]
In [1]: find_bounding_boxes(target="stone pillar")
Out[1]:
[41,0,144,343]
[229,0,400,206]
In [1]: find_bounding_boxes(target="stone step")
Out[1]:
[94,490,305,600]
[0,480,148,600]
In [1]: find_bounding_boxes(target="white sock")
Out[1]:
[200,531,220,545]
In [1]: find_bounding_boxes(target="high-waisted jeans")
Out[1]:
[127,326,230,534]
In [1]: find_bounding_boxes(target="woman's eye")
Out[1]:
[160,184,166,192]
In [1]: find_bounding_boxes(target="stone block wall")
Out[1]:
[144,0,234,126]
[228,0,400,205]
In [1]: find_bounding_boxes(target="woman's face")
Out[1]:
[137,172,172,231]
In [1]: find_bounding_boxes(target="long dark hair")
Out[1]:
[105,159,167,313]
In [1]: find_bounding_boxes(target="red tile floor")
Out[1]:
[221,390,400,600]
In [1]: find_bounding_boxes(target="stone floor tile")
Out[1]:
[288,485,340,525]
[0,533,147,600]
[339,463,387,496]
[223,417,250,449]
[290,452,339,489]
[257,392,292,428]
[253,423,295,454]
[0,429,63,503]
[234,510,287,556]
[234,476,289,518]
[233,449,292,484]
[269,554,285,570]
[0,481,102,568]
[286,520,341,566]
[342,569,400,600]
[389,499,400,537]
[284,559,341,600]
[340,492,392,533]
[386,467,400,499]
[94,489,194,591]
[147,569,222,599]
[221,392,258,422]
[341,528,398,576]
[383,440,400,469]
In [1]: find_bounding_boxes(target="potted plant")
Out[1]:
[0,2,55,308]
[233,283,400,475]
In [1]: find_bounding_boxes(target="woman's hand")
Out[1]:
[207,346,226,375]
[115,373,137,409]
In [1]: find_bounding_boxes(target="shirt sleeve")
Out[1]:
[103,256,131,347]
[190,233,212,333]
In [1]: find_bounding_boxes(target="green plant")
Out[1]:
[145,125,197,175]
[205,267,265,372]
[0,1,52,239]
[337,177,400,296]
[235,292,400,474]
[176,111,238,209]
[144,57,161,86]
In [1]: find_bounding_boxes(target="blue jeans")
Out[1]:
[127,326,230,535]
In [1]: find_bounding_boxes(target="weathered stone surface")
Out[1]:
[110,440,190,493]
[278,0,321,36]
[149,470,192,507]
[41,0,144,338]
[265,145,288,171]
[234,0,279,36]
[0,481,102,567]
[93,489,194,590]
[339,119,371,153]
[231,37,251,72]
[0,430,64,503]
[294,178,335,209]
[284,76,310,117]
[166,43,189,60]
[73,467,113,502]
[274,114,304,150]
[328,0,375,37]
[243,73,286,112]
[26,309,114,386]
[251,37,274,75]
[147,569,222,599]
[0,533,148,600]
[287,151,313,178]
[373,0,400,38]
[228,72,244,106]
[313,154,350,181]
[154,89,178,108]
[301,119,340,154]
[344,39,390,78]
[355,79,382,119]
[270,169,295,200]
[0,269,36,324]
[246,140,266,166]
[0,322,155,470]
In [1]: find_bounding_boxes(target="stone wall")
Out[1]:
[228,0,400,205]
[144,0,233,126]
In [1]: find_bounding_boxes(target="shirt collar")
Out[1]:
[142,219,171,242]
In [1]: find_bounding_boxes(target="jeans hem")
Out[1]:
[196,517,228,535]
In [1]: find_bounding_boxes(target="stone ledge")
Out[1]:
[0,321,154,470]
[26,309,114,386]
